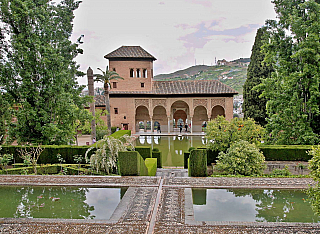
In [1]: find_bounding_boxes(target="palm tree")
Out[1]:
[94,66,123,134]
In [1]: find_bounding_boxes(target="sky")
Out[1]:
[71,0,277,86]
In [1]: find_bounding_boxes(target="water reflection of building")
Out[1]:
[90,46,237,133]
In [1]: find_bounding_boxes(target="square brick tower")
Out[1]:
[104,46,156,91]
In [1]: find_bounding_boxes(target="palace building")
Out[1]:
[91,46,237,134]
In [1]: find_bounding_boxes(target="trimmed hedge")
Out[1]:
[118,151,148,176]
[135,146,152,160]
[145,158,157,176]
[0,165,59,175]
[189,149,207,177]
[152,151,162,168]
[0,145,93,164]
[110,130,131,139]
[259,145,313,161]
[184,151,190,169]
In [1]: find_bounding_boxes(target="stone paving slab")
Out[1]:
[163,177,316,189]
[0,175,320,233]
[0,175,160,187]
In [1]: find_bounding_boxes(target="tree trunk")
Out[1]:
[104,85,111,135]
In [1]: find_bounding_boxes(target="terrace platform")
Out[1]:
[0,175,319,233]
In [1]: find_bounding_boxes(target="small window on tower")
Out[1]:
[137,69,141,78]
[141,83,145,88]
[114,108,118,114]
[130,69,134,77]
[113,68,116,72]
[112,82,117,88]
[143,69,147,78]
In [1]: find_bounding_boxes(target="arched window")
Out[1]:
[130,69,134,77]
[137,69,141,78]
[143,69,147,78]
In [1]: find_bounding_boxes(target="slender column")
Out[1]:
[144,120,147,132]
[167,117,170,134]
[150,119,153,133]
[87,67,96,140]
[190,117,193,134]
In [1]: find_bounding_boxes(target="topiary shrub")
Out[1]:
[145,158,157,176]
[118,151,148,176]
[152,150,162,168]
[152,148,160,152]
[184,151,190,169]
[188,147,196,152]
[215,140,266,176]
[135,146,152,160]
[189,149,207,177]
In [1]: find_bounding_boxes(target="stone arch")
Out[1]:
[153,106,167,132]
[193,105,208,132]
[211,105,225,119]
[171,100,189,128]
[135,105,150,132]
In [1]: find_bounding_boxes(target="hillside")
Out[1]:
[154,62,249,94]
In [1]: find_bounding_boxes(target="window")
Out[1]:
[113,68,116,72]
[124,116,126,119]
[130,69,134,77]
[143,69,147,78]
[141,83,145,88]
[151,69,153,78]
[137,69,141,78]
[112,82,117,88]
[114,108,118,114]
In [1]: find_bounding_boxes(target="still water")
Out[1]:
[0,186,127,219]
[135,136,207,167]
[192,188,319,223]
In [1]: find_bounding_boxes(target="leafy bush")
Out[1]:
[111,127,117,134]
[110,130,131,139]
[152,148,159,152]
[269,165,291,176]
[260,145,313,161]
[188,147,195,152]
[85,134,134,174]
[189,149,207,177]
[215,140,266,176]
[206,116,265,152]
[308,146,320,180]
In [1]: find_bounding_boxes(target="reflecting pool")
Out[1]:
[192,188,319,223]
[135,136,207,167]
[0,186,127,219]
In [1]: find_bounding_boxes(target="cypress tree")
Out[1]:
[243,27,272,126]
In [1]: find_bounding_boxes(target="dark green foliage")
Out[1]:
[197,147,219,166]
[0,0,90,145]
[259,145,313,161]
[188,147,196,152]
[152,151,162,168]
[270,165,291,177]
[0,145,93,164]
[111,127,117,134]
[134,146,152,160]
[145,158,157,176]
[189,149,207,177]
[110,130,131,139]
[152,148,160,152]
[118,151,148,176]
[0,165,58,175]
[184,151,190,169]
[243,27,272,126]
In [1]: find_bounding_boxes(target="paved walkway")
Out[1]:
[0,175,319,233]
[156,168,188,178]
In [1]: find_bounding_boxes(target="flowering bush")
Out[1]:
[215,140,266,176]
[206,116,265,152]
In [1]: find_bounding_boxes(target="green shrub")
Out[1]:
[111,127,117,134]
[135,146,152,160]
[188,147,196,152]
[189,149,207,177]
[152,148,159,152]
[260,145,313,161]
[197,147,219,166]
[215,140,266,176]
[0,165,59,175]
[145,158,157,176]
[118,151,148,176]
[152,150,162,168]
[270,165,291,176]
[184,151,190,169]
[110,130,131,139]
[308,145,320,179]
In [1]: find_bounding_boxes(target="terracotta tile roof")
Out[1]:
[104,46,156,60]
[109,80,237,95]
[94,95,105,106]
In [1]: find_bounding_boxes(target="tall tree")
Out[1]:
[0,0,90,145]
[243,27,273,126]
[94,67,123,133]
[259,0,320,145]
